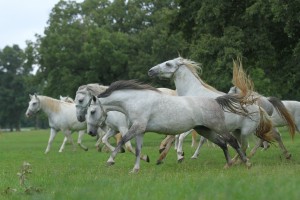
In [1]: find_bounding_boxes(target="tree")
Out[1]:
[0,45,31,131]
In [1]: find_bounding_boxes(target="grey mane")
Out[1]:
[77,83,108,96]
[98,80,160,98]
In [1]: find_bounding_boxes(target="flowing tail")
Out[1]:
[255,107,275,142]
[268,97,296,139]
[215,58,259,117]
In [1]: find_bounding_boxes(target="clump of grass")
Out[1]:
[3,161,42,196]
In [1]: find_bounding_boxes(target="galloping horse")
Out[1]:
[25,94,87,153]
[75,83,181,163]
[148,57,274,161]
[94,80,273,173]
[228,86,295,159]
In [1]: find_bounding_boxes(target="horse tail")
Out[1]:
[255,107,275,143]
[268,97,296,139]
[231,57,257,105]
[216,94,250,117]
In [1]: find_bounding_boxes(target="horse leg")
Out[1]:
[107,122,147,167]
[45,128,57,154]
[131,133,144,173]
[191,136,207,159]
[77,130,88,151]
[193,126,232,167]
[156,135,175,165]
[177,130,193,163]
[248,139,263,158]
[102,129,118,152]
[272,128,291,159]
[174,134,179,150]
[159,135,172,153]
[191,130,198,147]
[95,127,106,151]
[225,133,251,168]
[65,130,75,151]
[59,136,68,153]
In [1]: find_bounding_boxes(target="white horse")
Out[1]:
[75,83,180,163]
[148,57,274,161]
[95,80,274,173]
[86,97,149,162]
[59,95,75,103]
[228,86,296,158]
[25,94,87,153]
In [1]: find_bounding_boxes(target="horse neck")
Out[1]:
[174,66,221,98]
[39,96,61,116]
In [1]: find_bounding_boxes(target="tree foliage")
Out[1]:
[1,0,300,130]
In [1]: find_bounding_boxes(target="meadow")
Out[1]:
[1,128,300,200]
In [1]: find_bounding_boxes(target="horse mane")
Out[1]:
[38,95,62,113]
[77,83,108,96]
[98,80,160,98]
[180,57,222,94]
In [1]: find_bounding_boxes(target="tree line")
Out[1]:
[1,0,299,131]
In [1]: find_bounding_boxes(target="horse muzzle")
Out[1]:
[148,69,159,78]
[88,130,97,137]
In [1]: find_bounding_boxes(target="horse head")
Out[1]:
[86,96,107,137]
[25,93,41,117]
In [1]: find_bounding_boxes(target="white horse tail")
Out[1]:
[268,97,296,139]
[255,107,274,143]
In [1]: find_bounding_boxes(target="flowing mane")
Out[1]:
[38,95,63,113]
[77,83,108,96]
[180,58,222,93]
[98,80,160,98]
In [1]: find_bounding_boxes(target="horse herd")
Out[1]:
[25,57,300,173]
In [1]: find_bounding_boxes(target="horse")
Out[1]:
[75,83,181,163]
[59,95,88,152]
[60,95,75,103]
[25,94,88,153]
[95,80,273,173]
[148,57,274,162]
[86,96,150,162]
[228,86,296,159]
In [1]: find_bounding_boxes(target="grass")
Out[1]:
[0,128,300,200]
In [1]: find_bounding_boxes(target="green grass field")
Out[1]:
[1,128,300,200]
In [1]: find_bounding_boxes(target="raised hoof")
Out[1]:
[177,157,184,163]
[107,161,115,166]
[159,147,166,154]
[191,156,198,159]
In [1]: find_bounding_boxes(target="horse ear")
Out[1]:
[34,93,37,98]
[29,94,33,99]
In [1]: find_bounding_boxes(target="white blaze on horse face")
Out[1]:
[25,95,40,117]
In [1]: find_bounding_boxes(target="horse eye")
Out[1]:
[79,99,83,103]
[91,110,95,115]
[32,102,37,106]
[166,62,171,67]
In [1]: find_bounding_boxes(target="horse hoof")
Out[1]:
[84,148,88,152]
[129,168,139,174]
[245,161,252,169]
[159,148,166,154]
[107,161,115,166]
[177,158,184,163]
[191,156,197,159]
[119,147,126,153]
[156,160,163,165]
[285,153,292,160]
